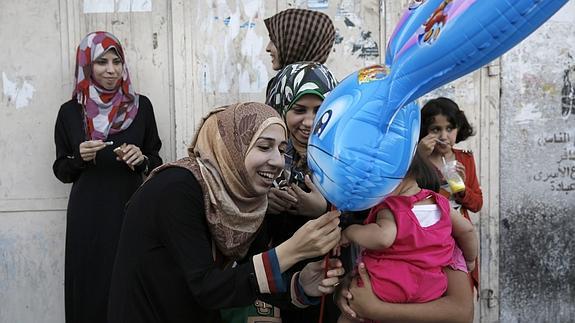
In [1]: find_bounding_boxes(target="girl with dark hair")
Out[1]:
[337,152,478,323]
[417,97,483,290]
[418,97,483,218]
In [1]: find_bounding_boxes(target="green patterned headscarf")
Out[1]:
[266,62,338,117]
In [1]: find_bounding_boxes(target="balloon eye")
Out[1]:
[314,110,332,136]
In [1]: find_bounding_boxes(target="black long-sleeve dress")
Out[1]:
[53,95,162,323]
[108,167,314,323]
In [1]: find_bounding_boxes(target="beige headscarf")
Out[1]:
[150,103,286,260]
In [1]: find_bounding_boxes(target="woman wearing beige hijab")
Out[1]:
[108,103,343,322]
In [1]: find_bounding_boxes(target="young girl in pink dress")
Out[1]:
[338,153,477,322]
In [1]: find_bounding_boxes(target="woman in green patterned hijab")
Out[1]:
[265,61,337,244]
[266,62,337,165]
[264,60,339,323]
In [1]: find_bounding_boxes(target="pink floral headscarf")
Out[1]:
[73,31,139,140]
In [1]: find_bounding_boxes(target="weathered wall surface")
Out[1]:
[500,2,575,322]
[1,1,68,321]
[0,0,573,322]
[0,1,393,322]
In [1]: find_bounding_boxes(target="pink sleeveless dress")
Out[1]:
[361,189,455,303]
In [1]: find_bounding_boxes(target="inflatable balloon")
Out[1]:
[308,0,568,211]
[385,0,445,65]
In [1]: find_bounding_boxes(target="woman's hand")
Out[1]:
[118,144,145,166]
[79,140,107,161]
[275,211,341,271]
[417,133,438,157]
[347,263,380,321]
[299,258,345,297]
[335,272,362,321]
[287,175,328,217]
[289,210,341,259]
[340,266,475,323]
[267,187,298,214]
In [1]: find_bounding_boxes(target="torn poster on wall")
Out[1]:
[561,63,575,119]
[198,1,268,94]
[336,0,355,19]
[2,72,35,109]
[352,31,379,58]
[532,131,575,193]
[308,0,328,9]
[334,29,344,44]
[83,0,152,13]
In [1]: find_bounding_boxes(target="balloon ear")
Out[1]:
[386,0,569,107]
[386,0,445,65]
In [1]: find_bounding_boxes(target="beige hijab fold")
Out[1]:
[150,103,285,260]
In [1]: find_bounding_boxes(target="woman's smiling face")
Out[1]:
[285,94,323,147]
[92,49,123,90]
[244,124,287,195]
[266,40,281,70]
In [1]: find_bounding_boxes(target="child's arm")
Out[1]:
[450,209,478,270]
[342,209,397,250]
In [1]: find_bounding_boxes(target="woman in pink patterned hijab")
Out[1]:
[73,31,139,140]
[53,31,162,322]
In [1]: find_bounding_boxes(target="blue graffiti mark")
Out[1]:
[240,21,256,29]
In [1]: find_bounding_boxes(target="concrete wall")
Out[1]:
[0,0,573,322]
[0,1,390,321]
[500,2,575,322]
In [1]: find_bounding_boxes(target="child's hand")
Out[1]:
[339,230,351,248]
[455,161,467,182]
[331,229,351,257]
[417,133,438,157]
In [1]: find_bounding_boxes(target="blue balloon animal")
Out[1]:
[308,0,568,211]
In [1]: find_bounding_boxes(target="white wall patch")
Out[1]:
[83,0,114,13]
[117,0,152,12]
[513,102,543,124]
[83,0,152,13]
[2,72,35,109]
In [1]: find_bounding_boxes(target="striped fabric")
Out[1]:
[264,9,335,68]
[290,272,319,308]
[252,249,285,294]
[252,250,319,307]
